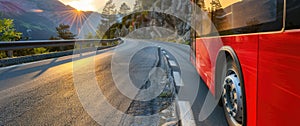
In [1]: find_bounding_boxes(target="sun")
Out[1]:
[67,1,96,12]
[76,8,82,12]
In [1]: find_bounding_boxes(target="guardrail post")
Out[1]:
[8,50,13,58]
[79,43,82,57]
[158,46,162,66]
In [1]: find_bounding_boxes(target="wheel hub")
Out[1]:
[222,71,243,123]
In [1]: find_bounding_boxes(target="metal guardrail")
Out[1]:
[0,38,122,57]
[0,38,121,51]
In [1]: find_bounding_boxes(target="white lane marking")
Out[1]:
[162,50,166,54]
[165,55,170,59]
[173,72,184,87]
[178,101,196,126]
[169,60,177,67]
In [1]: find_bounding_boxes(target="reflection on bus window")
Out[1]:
[286,0,300,29]
[194,0,280,36]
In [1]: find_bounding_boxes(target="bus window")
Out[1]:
[286,0,300,30]
[196,0,283,36]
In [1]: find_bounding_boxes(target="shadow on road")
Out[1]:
[192,78,228,126]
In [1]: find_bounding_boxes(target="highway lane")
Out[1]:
[0,39,177,126]
[0,39,228,126]
[0,48,115,125]
[0,40,159,125]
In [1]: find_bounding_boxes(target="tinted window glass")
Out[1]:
[286,0,300,29]
[194,0,283,36]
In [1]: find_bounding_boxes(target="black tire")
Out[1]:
[221,57,246,126]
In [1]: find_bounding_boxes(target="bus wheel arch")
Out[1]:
[215,46,247,126]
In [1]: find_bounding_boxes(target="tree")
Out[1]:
[133,0,143,12]
[140,0,157,10]
[49,36,59,40]
[100,0,118,39]
[55,24,76,40]
[119,3,131,15]
[95,23,107,39]
[0,18,22,41]
[102,0,117,15]
[85,32,94,39]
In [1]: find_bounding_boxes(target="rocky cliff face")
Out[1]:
[124,0,192,43]
[149,0,192,42]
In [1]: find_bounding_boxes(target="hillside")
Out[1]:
[0,0,103,40]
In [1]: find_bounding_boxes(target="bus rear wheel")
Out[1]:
[221,59,245,126]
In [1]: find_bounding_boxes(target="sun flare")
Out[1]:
[66,1,96,12]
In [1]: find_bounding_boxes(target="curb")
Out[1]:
[160,48,196,126]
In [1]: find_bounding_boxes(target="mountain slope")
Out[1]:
[0,0,103,40]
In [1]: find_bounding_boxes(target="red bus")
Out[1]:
[190,0,300,125]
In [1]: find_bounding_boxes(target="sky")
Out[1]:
[59,0,134,13]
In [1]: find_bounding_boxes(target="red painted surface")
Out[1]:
[258,30,300,126]
[195,30,300,125]
[195,34,259,126]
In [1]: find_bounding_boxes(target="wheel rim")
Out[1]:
[222,69,243,125]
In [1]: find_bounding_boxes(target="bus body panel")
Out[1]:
[258,31,300,126]
[195,38,219,94]
[191,0,293,125]
[195,34,259,126]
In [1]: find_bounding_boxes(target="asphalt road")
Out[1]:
[0,48,114,125]
[0,39,228,126]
